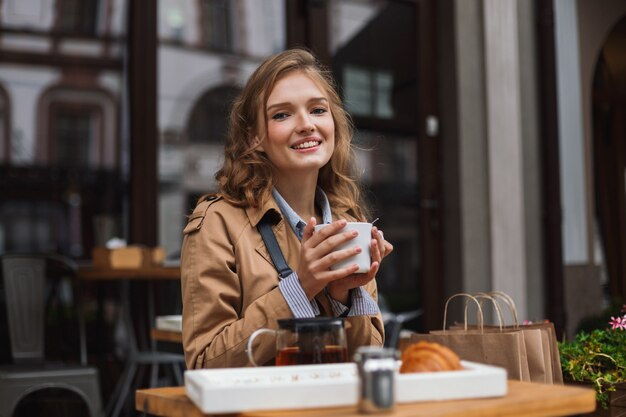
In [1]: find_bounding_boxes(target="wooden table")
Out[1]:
[151,328,183,343]
[76,265,181,348]
[78,265,181,281]
[76,265,181,339]
[136,381,596,417]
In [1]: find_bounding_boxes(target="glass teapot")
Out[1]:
[247,317,348,366]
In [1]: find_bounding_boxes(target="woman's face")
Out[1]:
[258,71,335,182]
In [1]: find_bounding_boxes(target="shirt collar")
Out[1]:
[272,187,332,240]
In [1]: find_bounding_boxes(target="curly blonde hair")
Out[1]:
[213,48,369,221]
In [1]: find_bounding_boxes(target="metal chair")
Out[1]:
[105,275,185,417]
[378,294,422,349]
[0,254,102,417]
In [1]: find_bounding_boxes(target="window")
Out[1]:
[57,0,100,36]
[0,0,126,261]
[182,85,240,198]
[199,0,232,51]
[343,65,394,119]
[50,105,100,168]
[187,85,240,144]
[157,0,286,258]
[38,87,118,169]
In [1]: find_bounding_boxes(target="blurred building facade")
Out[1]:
[1,0,625,338]
[438,0,626,338]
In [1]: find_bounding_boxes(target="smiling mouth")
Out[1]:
[291,140,321,150]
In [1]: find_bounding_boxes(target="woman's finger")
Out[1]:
[373,226,393,259]
[300,217,317,244]
[372,227,384,257]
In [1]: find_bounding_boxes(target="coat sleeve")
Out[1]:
[180,201,293,369]
[344,279,385,358]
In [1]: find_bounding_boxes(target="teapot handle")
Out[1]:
[246,328,276,367]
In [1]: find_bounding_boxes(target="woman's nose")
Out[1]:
[296,112,315,133]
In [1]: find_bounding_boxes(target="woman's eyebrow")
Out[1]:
[266,102,290,113]
[266,97,328,113]
[308,97,329,105]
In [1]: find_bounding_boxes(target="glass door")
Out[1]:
[330,0,422,324]
[156,0,287,259]
[288,0,443,330]
[0,0,128,257]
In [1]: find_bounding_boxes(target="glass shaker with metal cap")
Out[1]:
[353,346,398,414]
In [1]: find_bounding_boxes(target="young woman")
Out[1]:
[181,48,393,369]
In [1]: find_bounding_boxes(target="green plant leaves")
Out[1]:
[559,329,626,409]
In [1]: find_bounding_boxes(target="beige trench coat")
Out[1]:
[180,195,384,369]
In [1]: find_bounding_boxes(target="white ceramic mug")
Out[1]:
[314,222,372,273]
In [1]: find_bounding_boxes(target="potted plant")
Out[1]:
[559,303,626,412]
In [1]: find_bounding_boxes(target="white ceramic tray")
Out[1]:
[184,360,507,414]
[396,360,507,403]
[185,363,357,414]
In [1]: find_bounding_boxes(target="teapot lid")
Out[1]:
[277,317,344,332]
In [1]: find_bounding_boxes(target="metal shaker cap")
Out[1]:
[354,347,398,414]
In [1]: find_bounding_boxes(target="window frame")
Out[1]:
[47,102,103,168]
[0,84,10,164]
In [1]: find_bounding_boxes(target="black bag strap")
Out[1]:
[257,214,293,279]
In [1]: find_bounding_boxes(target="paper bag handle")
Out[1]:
[443,293,484,333]
[472,294,504,331]
[478,291,519,327]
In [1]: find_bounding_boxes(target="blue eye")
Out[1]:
[311,108,327,115]
[272,112,289,120]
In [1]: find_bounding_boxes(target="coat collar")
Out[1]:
[244,194,283,228]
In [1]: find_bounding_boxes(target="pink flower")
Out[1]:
[609,315,626,330]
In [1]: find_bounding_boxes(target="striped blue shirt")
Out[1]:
[272,188,379,318]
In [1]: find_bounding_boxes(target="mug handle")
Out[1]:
[246,328,275,366]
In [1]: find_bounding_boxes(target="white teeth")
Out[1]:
[292,140,320,150]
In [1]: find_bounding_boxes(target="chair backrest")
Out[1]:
[1,255,46,363]
[1,253,81,364]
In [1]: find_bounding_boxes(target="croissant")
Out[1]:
[399,341,462,373]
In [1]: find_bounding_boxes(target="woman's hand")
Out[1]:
[296,218,363,300]
[327,225,393,305]
[372,226,394,262]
